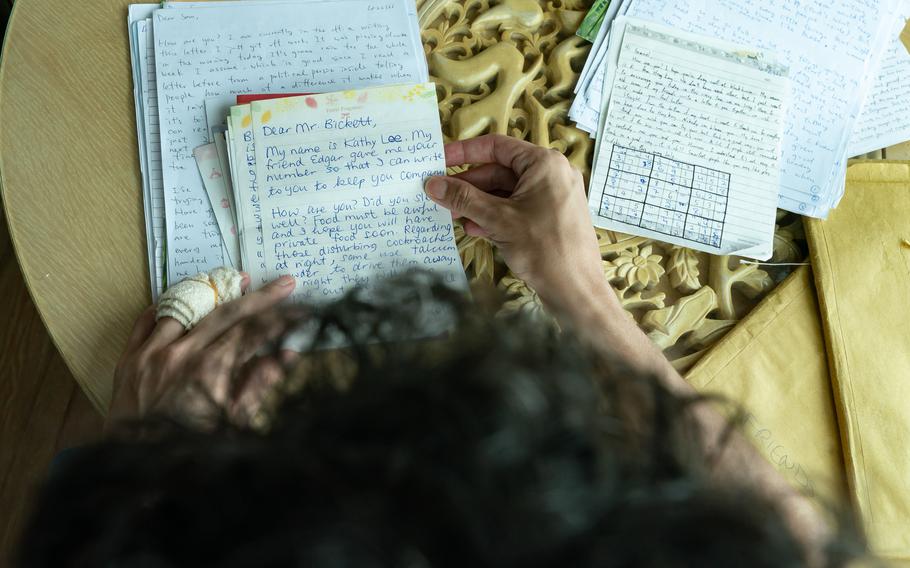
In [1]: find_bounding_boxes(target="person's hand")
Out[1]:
[425,134,611,314]
[108,275,298,430]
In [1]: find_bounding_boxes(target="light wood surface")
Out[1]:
[0,3,105,562]
[0,0,908,414]
[885,140,910,159]
[0,0,154,411]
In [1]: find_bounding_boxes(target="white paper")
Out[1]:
[164,0,428,82]
[228,105,270,287]
[588,19,789,260]
[193,143,241,268]
[212,132,237,229]
[128,20,157,298]
[574,12,610,94]
[129,17,167,298]
[621,0,898,218]
[152,0,429,282]
[205,96,234,142]
[849,9,910,156]
[246,83,468,302]
[569,0,631,133]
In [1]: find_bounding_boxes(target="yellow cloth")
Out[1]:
[686,266,849,513]
[805,162,910,562]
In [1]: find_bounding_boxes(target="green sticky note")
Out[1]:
[577,0,610,42]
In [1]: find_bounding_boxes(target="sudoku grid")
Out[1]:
[598,145,730,248]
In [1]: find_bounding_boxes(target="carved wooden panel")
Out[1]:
[419,0,807,372]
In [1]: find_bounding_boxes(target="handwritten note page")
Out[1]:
[129,19,158,297]
[246,83,467,301]
[588,19,789,259]
[624,0,898,218]
[569,0,631,134]
[849,7,910,155]
[153,0,428,282]
[212,132,239,242]
[162,0,428,80]
[193,143,241,267]
[134,19,168,297]
[228,105,269,286]
[128,5,164,297]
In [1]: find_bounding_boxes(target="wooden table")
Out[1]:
[3,0,910,414]
[0,0,152,411]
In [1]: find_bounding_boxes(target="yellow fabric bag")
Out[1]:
[805,162,910,562]
[685,267,849,513]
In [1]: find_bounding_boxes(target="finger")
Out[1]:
[145,271,256,351]
[206,308,290,372]
[186,309,291,411]
[444,134,542,176]
[453,163,517,195]
[231,357,285,423]
[182,275,296,350]
[462,219,489,238]
[144,316,189,351]
[425,176,510,234]
[125,305,158,353]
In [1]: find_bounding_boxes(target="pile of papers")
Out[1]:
[128,0,465,300]
[203,84,467,303]
[587,18,789,259]
[572,0,910,258]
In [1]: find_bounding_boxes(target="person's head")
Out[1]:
[18,274,852,567]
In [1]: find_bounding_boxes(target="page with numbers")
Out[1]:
[588,18,789,260]
[624,0,899,218]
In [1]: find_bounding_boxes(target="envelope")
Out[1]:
[806,161,910,562]
[686,266,850,514]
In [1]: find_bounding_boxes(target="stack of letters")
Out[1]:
[128,0,465,299]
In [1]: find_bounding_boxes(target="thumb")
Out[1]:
[424,176,504,233]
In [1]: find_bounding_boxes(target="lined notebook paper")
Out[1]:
[235,83,467,301]
[588,19,789,259]
[128,7,166,298]
[623,0,899,218]
[849,7,910,156]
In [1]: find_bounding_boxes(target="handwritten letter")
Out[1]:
[193,143,241,267]
[588,19,789,259]
[624,0,899,217]
[153,0,427,281]
[228,105,270,286]
[246,83,467,301]
[849,8,910,155]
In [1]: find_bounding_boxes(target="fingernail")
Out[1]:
[425,177,447,200]
[276,275,295,286]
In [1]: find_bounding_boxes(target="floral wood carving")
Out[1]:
[419,0,807,372]
[609,245,665,291]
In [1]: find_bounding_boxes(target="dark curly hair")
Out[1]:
[17,273,853,567]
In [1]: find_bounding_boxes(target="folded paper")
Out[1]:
[806,161,910,561]
[686,267,849,514]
